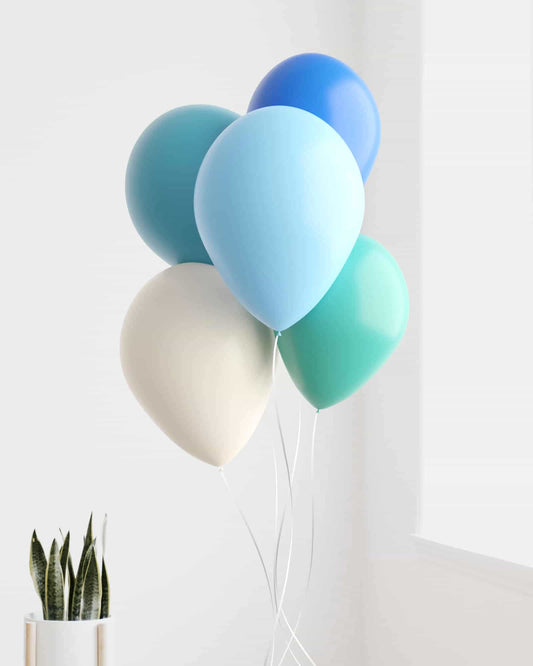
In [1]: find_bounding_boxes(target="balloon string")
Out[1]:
[268,331,296,665]
[219,333,314,666]
[270,401,297,666]
[271,332,298,665]
[273,405,301,599]
[219,466,281,666]
[277,410,320,666]
[271,333,281,602]
[270,331,316,666]
[218,472,303,663]
[273,515,316,666]
[219,333,296,666]
[271,333,312,665]
[272,334,280,536]
[218,467,275,614]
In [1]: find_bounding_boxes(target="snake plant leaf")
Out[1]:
[85,513,93,544]
[45,539,65,621]
[71,514,93,593]
[70,518,94,619]
[81,548,101,620]
[59,531,70,580]
[77,535,91,581]
[100,557,110,619]
[30,531,47,618]
[67,554,76,621]
[71,541,95,621]
[30,515,110,623]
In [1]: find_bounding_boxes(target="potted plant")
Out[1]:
[25,515,114,666]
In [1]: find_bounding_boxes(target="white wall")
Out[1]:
[0,1,364,664]
[421,0,533,564]
[358,0,533,664]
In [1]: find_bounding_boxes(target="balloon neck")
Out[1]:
[275,330,281,338]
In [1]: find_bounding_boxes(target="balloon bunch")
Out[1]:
[121,52,409,467]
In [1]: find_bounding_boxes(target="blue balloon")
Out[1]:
[248,53,380,182]
[194,106,365,332]
[126,105,239,265]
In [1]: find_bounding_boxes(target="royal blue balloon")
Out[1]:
[248,53,380,182]
[194,106,365,332]
[126,105,238,265]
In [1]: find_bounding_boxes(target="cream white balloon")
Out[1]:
[120,263,274,466]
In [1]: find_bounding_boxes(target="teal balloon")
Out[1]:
[126,105,239,265]
[279,235,409,409]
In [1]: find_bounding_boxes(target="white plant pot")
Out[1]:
[24,614,114,666]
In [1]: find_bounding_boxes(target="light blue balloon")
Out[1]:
[194,106,365,331]
[126,105,239,265]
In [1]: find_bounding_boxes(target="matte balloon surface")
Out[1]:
[248,53,380,182]
[279,235,409,409]
[194,106,365,331]
[126,105,238,265]
[120,263,273,466]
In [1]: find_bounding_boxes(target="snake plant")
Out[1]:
[30,514,110,621]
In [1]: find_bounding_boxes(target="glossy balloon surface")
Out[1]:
[126,105,238,265]
[279,235,409,409]
[248,53,380,182]
[121,263,273,466]
[194,106,364,331]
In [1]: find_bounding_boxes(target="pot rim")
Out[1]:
[25,613,113,626]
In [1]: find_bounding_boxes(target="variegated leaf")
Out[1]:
[71,541,95,621]
[100,557,110,618]
[81,548,101,620]
[45,539,64,621]
[67,554,76,621]
[59,531,70,580]
[85,514,93,544]
[30,531,47,618]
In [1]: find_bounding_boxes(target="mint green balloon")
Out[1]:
[278,235,409,409]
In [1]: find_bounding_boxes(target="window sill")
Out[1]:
[412,534,533,596]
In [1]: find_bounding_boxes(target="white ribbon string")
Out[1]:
[219,463,314,666]
[270,332,297,665]
[270,335,316,666]
[269,397,296,666]
[218,467,275,613]
[219,332,317,666]
[272,334,280,536]
[272,404,303,666]
[273,405,301,605]
[277,410,320,666]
